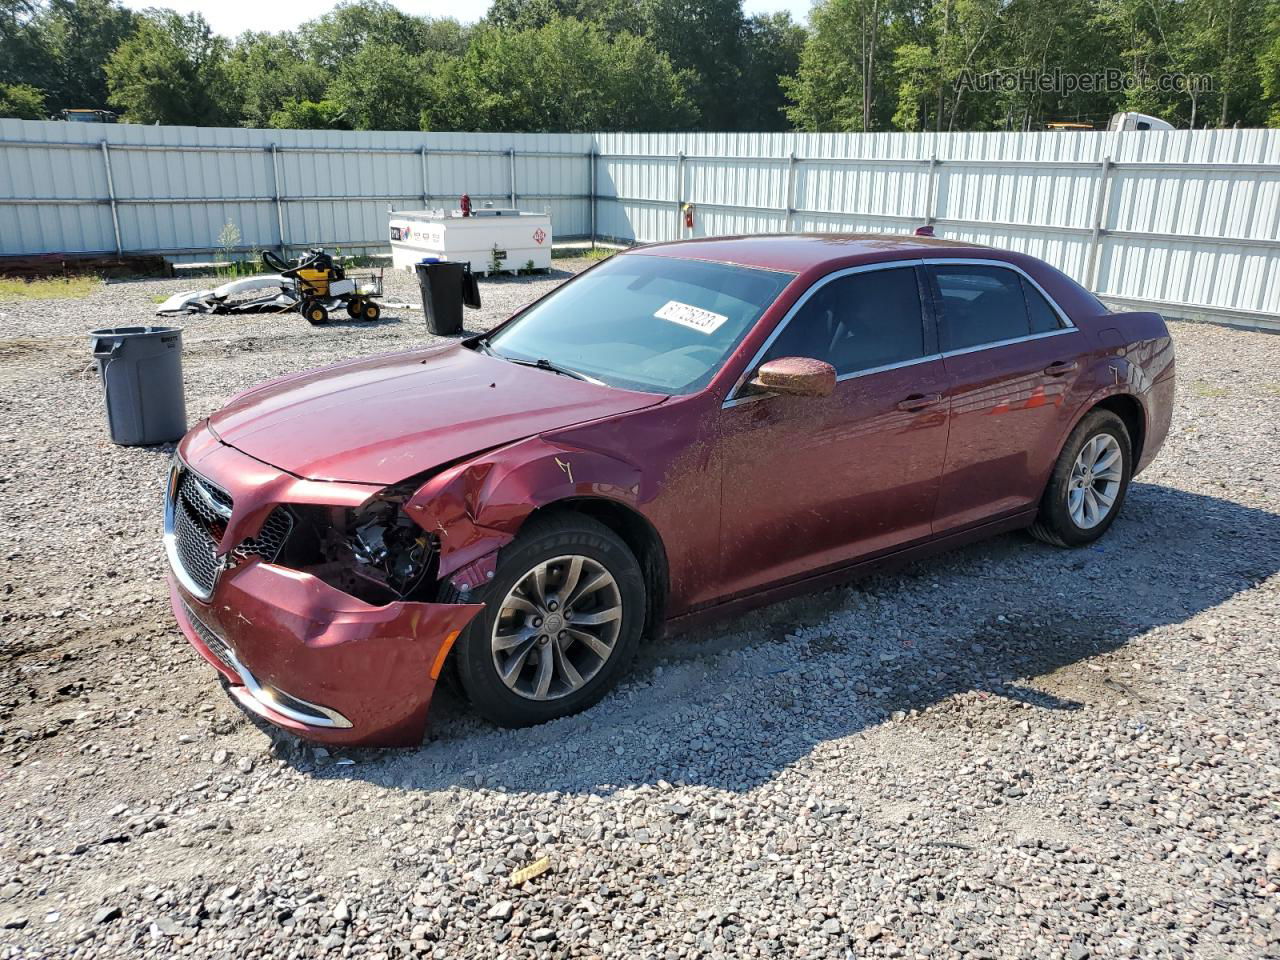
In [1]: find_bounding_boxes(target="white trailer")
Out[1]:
[389,208,553,275]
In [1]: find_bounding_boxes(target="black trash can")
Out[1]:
[414,259,466,335]
[90,325,187,446]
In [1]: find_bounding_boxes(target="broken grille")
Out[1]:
[167,465,297,599]
[233,506,294,564]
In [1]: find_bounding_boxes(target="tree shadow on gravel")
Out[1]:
[286,482,1280,796]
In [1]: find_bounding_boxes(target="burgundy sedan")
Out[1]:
[165,234,1175,746]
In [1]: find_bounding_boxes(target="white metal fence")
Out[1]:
[2,121,1278,329]
[0,121,593,261]
[596,131,1280,331]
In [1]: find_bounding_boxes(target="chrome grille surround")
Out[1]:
[164,462,229,601]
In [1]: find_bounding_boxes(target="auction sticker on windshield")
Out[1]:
[655,300,729,334]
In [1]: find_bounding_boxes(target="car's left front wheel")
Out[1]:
[451,512,645,727]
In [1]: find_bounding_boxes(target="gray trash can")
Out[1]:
[90,325,187,446]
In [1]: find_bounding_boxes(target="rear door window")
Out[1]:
[759,266,927,377]
[930,264,1036,351]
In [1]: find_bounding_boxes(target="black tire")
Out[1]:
[450,512,645,727]
[345,298,365,319]
[303,301,328,325]
[362,302,381,322]
[1030,409,1132,547]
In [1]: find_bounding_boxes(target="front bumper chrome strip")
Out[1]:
[181,601,353,730]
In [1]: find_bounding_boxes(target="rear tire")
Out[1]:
[451,512,645,727]
[1030,409,1132,547]
[362,302,381,322]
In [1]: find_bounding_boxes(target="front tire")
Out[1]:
[1030,409,1132,547]
[453,512,645,727]
[303,301,328,325]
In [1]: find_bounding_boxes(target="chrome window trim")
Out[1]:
[939,325,1078,359]
[723,258,926,407]
[721,256,1079,409]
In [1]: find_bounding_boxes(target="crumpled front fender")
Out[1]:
[405,437,643,591]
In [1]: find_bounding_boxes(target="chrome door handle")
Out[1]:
[1044,360,1079,377]
[897,393,943,412]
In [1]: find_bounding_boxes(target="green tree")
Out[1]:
[106,10,232,125]
[325,42,433,130]
[301,1,467,68]
[1,0,48,90]
[228,31,327,128]
[1262,1,1280,124]
[784,0,895,131]
[270,97,350,129]
[0,80,46,117]
[487,0,644,34]
[1190,0,1268,126]
[423,18,695,132]
[890,40,938,130]
[37,0,135,112]
[639,0,747,127]
[738,12,806,130]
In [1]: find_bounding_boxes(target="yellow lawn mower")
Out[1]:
[262,248,384,324]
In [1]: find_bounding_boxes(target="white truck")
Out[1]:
[1108,112,1175,132]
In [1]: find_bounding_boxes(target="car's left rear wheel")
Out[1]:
[452,512,645,727]
[1030,409,1132,547]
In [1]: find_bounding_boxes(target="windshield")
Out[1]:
[484,254,794,394]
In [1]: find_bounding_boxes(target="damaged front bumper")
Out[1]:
[165,429,484,747]
[169,562,483,746]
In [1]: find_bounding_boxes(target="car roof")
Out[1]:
[628,233,993,274]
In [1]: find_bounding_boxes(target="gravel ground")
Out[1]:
[0,264,1277,960]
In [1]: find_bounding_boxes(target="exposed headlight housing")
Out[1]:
[266,488,440,606]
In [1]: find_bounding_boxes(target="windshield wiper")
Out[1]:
[474,338,591,381]
[503,355,589,381]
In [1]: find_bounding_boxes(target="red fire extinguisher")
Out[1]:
[682,202,695,230]
[460,194,472,218]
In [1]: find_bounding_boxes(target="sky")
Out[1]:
[121,0,813,37]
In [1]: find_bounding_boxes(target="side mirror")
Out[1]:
[748,356,836,398]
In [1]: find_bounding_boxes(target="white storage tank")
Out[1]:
[389,208,553,275]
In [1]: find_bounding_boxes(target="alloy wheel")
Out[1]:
[1067,433,1123,529]
[490,555,622,701]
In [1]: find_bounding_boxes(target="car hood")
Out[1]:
[207,343,665,484]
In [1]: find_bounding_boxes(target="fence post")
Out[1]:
[784,150,797,231]
[509,148,517,208]
[675,151,685,240]
[588,148,597,249]
[1086,156,1113,290]
[270,144,287,256]
[420,146,429,208]
[924,154,939,225]
[99,140,123,256]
